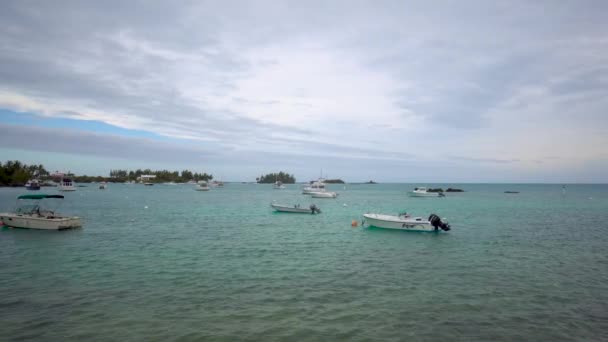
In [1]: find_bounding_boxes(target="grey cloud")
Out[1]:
[0,123,219,163]
[448,156,521,164]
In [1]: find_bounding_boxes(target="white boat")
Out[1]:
[302,179,326,194]
[362,213,450,232]
[271,203,321,214]
[407,187,444,197]
[310,191,338,198]
[195,181,210,191]
[273,181,286,189]
[99,182,107,189]
[25,179,41,190]
[58,177,76,191]
[0,194,82,230]
[210,180,225,188]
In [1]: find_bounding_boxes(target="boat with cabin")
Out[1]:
[302,179,326,194]
[58,177,76,191]
[25,179,41,190]
[362,212,450,232]
[0,194,82,230]
[195,181,210,191]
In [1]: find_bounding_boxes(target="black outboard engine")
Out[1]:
[428,214,450,231]
[309,204,321,214]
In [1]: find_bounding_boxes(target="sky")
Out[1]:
[0,0,607,182]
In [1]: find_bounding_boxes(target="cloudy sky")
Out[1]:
[1,1,607,182]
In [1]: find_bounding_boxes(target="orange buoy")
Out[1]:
[351,220,358,227]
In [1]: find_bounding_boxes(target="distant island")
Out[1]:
[256,172,295,184]
[365,180,377,184]
[324,179,345,184]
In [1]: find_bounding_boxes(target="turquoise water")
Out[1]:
[1,183,607,340]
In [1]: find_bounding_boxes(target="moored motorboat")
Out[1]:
[273,181,286,189]
[0,194,82,230]
[99,182,107,189]
[302,179,326,194]
[362,212,450,232]
[407,187,444,197]
[195,181,210,191]
[271,203,321,214]
[25,179,41,190]
[58,177,76,191]
[310,191,338,198]
[210,180,225,188]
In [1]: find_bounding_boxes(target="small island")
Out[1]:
[324,179,345,184]
[365,180,377,184]
[256,172,296,184]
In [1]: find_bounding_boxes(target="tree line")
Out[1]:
[0,160,213,185]
[108,169,213,183]
[0,161,49,186]
[256,172,296,184]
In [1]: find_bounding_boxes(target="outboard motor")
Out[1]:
[428,214,450,231]
[309,204,321,214]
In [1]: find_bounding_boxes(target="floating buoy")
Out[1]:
[351,220,358,227]
[343,203,348,207]
[144,206,148,209]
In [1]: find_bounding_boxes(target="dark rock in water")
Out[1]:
[446,188,464,192]
[504,191,520,194]
[427,188,444,192]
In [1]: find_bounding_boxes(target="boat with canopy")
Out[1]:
[0,194,82,230]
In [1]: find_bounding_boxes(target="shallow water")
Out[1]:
[1,183,607,341]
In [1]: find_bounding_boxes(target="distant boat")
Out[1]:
[310,191,338,198]
[362,213,450,232]
[58,177,76,191]
[210,180,225,188]
[271,203,321,214]
[0,194,82,230]
[302,179,326,194]
[195,181,210,191]
[99,182,107,190]
[273,181,286,189]
[25,179,41,190]
[143,182,154,186]
[407,187,444,197]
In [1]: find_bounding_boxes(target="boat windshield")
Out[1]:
[16,204,39,215]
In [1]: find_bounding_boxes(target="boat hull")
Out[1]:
[195,187,210,191]
[310,192,338,198]
[408,192,442,197]
[0,213,82,230]
[363,214,440,232]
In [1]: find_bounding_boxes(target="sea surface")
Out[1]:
[1,183,607,341]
